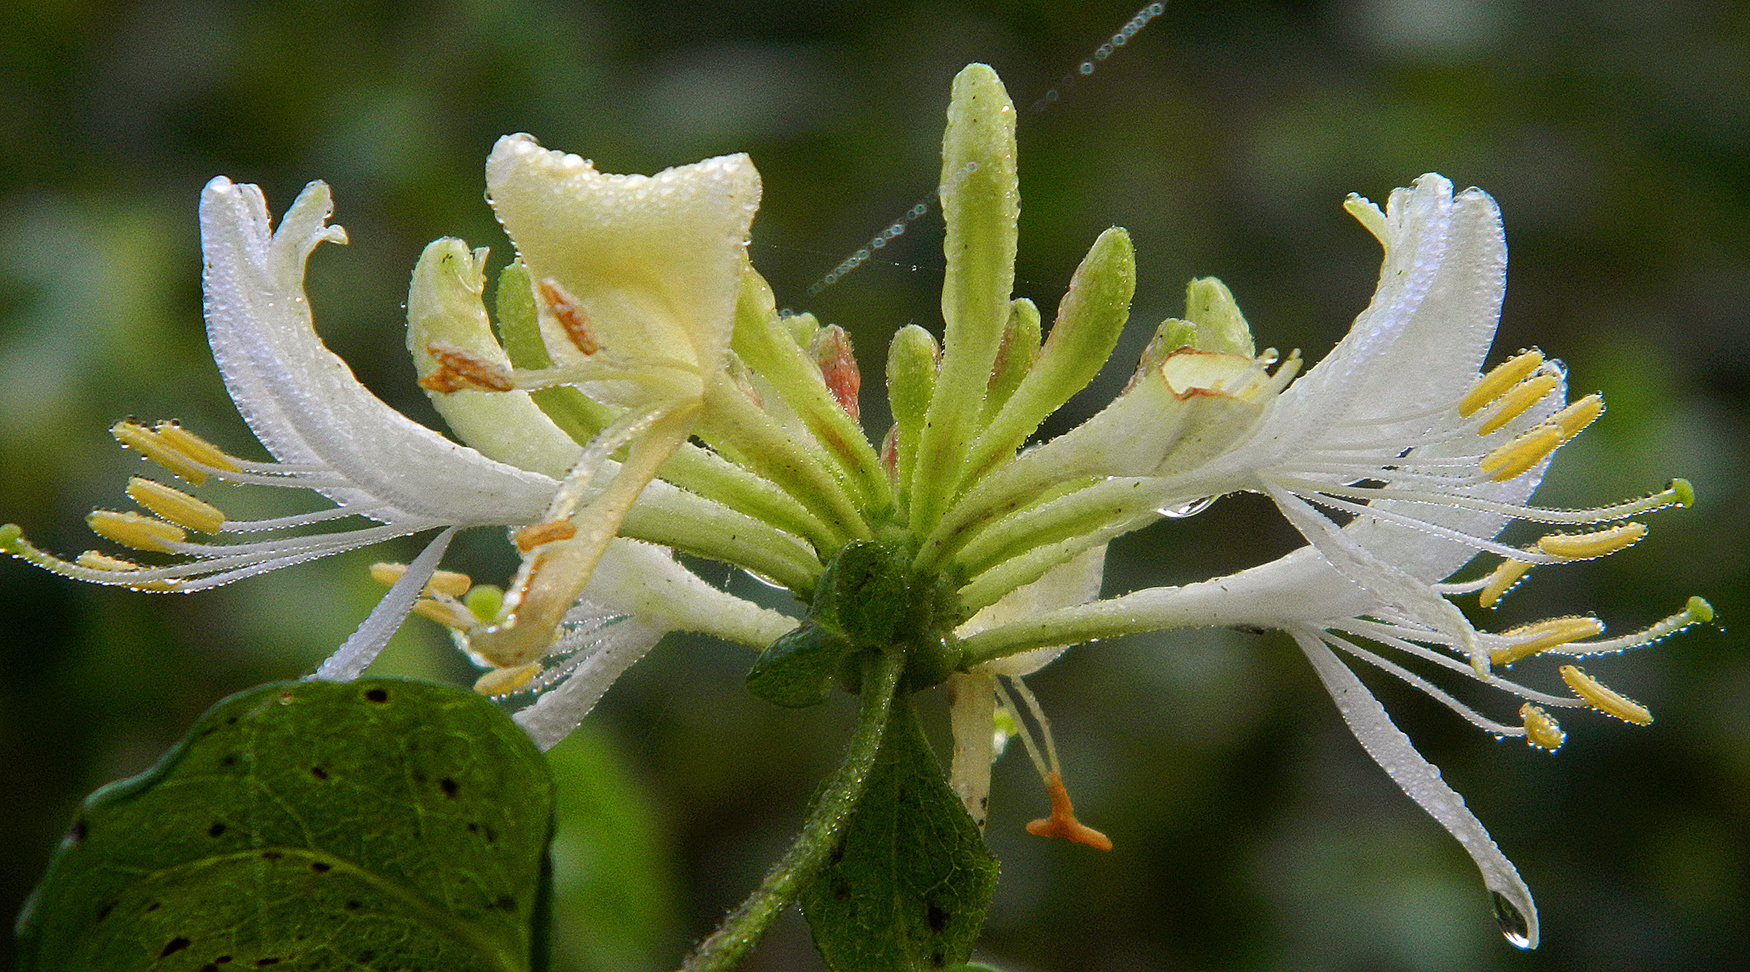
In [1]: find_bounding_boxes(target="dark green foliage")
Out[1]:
[748,539,913,707]
[749,537,963,707]
[798,696,998,972]
[17,678,554,972]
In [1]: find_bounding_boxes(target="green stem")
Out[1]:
[678,647,906,972]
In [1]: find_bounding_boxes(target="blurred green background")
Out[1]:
[2,0,1745,969]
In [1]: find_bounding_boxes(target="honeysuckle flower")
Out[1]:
[4,62,1708,950]
[2,156,792,721]
[951,171,1708,950]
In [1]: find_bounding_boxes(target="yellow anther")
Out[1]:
[1547,394,1603,440]
[1459,350,1545,417]
[1491,616,1605,666]
[1520,704,1566,752]
[411,597,478,629]
[111,421,241,484]
[76,550,144,571]
[155,421,237,470]
[125,477,225,533]
[112,421,204,485]
[473,662,543,697]
[71,551,179,591]
[428,569,472,598]
[1476,373,1561,435]
[1479,423,1564,481]
[1479,558,1534,609]
[1537,522,1646,560]
[1560,665,1653,725]
[370,562,472,598]
[87,510,187,553]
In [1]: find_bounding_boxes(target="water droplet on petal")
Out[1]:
[1157,497,1215,519]
[1491,891,1533,949]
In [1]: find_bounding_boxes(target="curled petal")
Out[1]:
[1295,630,1539,949]
[199,178,558,524]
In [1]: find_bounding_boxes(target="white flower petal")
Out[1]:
[1254,174,1458,451]
[1294,630,1539,949]
[513,615,666,751]
[484,136,760,378]
[199,177,558,524]
[960,544,1108,676]
[310,526,458,681]
[1342,184,1505,430]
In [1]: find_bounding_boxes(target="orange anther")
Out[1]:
[419,343,515,393]
[537,278,600,355]
[513,519,577,552]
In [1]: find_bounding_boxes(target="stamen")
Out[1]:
[474,662,543,696]
[111,420,239,485]
[1520,704,1566,751]
[1479,558,1533,609]
[411,597,477,629]
[1024,771,1114,851]
[87,510,187,552]
[75,550,144,571]
[1547,596,1714,658]
[1537,522,1645,560]
[1490,616,1605,667]
[370,562,472,597]
[71,549,175,588]
[1459,350,1544,417]
[537,277,600,355]
[1548,394,1603,440]
[1559,665,1653,725]
[70,550,178,590]
[513,520,577,551]
[125,477,225,533]
[419,342,515,393]
[1476,373,1561,435]
[155,420,240,469]
[1479,424,1564,481]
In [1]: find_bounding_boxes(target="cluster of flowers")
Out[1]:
[3,65,1707,948]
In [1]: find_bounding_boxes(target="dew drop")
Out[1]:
[1490,891,1534,949]
[1157,497,1215,519]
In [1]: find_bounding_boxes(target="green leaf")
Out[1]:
[17,678,555,972]
[746,621,856,708]
[746,539,914,708]
[798,696,999,972]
